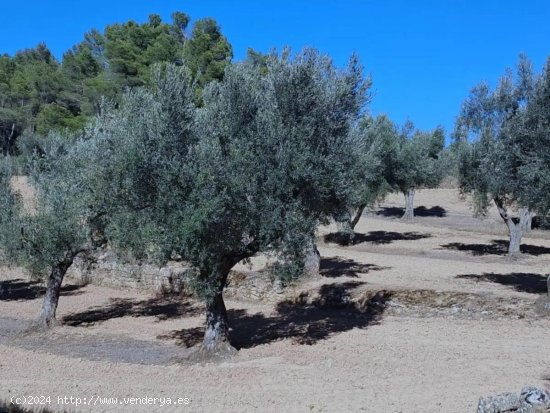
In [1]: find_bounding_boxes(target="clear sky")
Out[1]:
[1,0,549,139]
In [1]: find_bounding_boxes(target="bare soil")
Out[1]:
[1,188,550,412]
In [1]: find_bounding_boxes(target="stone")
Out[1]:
[478,387,550,413]
[518,386,550,413]
[477,392,519,413]
[66,248,193,294]
[272,279,284,294]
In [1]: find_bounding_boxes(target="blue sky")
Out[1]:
[1,0,549,139]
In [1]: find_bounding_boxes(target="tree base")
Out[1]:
[402,189,415,220]
[184,341,238,363]
[34,315,59,331]
[505,252,522,260]
[23,317,59,334]
[535,295,550,317]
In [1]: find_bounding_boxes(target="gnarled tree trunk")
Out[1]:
[402,188,415,220]
[197,258,239,358]
[37,257,74,328]
[494,197,523,256]
[202,290,235,357]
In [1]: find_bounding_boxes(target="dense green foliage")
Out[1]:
[0,12,232,155]
[0,134,97,325]
[0,44,83,154]
[341,113,445,227]
[393,124,445,194]
[82,51,367,283]
[511,59,550,216]
[61,51,368,351]
[182,18,233,102]
[0,136,91,276]
[454,55,544,254]
[342,114,399,230]
[394,124,445,219]
[455,56,534,214]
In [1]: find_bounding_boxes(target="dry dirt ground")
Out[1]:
[1,188,550,412]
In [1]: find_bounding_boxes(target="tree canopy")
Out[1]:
[343,114,398,231]
[389,123,445,219]
[511,58,550,217]
[69,50,369,356]
[0,135,95,327]
[454,54,538,254]
[182,18,233,102]
[0,11,232,154]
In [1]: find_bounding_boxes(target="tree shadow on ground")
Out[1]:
[456,272,547,294]
[324,230,431,246]
[158,281,392,349]
[0,279,83,301]
[63,297,203,326]
[376,205,447,218]
[320,257,389,278]
[441,239,550,256]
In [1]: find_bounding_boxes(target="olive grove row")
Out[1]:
[0,50,549,357]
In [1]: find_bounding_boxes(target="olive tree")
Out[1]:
[83,52,368,357]
[455,55,535,255]
[393,124,445,220]
[0,136,98,328]
[344,114,399,231]
[509,58,550,228]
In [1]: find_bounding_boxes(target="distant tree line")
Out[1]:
[0,12,232,155]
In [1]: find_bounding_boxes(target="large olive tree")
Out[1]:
[455,55,536,255]
[509,58,550,229]
[81,52,368,357]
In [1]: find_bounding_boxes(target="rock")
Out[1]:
[224,270,281,302]
[518,386,550,413]
[272,279,284,294]
[477,387,550,413]
[477,392,519,413]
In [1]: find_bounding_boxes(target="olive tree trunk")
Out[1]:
[349,204,366,230]
[519,207,534,232]
[494,197,523,256]
[202,291,235,356]
[402,188,415,220]
[198,258,239,358]
[508,223,523,255]
[303,239,321,278]
[37,257,74,328]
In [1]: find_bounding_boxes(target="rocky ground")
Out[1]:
[1,188,550,412]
